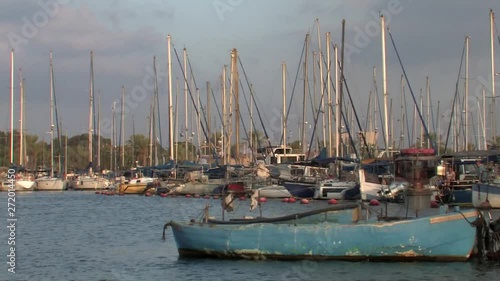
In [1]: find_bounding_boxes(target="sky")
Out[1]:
[1,0,500,150]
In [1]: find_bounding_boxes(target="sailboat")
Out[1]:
[71,51,110,191]
[35,51,66,191]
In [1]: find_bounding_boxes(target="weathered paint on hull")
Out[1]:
[170,209,477,261]
[473,183,500,208]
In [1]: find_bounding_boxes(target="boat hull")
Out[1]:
[472,183,500,208]
[117,183,156,194]
[256,185,291,198]
[314,180,358,200]
[282,181,315,198]
[170,209,478,261]
[1,180,35,192]
[72,178,109,190]
[35,178,66,191]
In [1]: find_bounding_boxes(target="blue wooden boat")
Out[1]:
[165,202,480,261]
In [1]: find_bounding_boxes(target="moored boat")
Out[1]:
[35,177,66,191]
[165,202,480,261]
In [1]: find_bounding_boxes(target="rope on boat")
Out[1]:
[162,221,172,241]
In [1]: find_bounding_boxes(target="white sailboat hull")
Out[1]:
[1,180,35,191]
[256,184,291,198]
[35,178,66,191]
[72,177,110,190]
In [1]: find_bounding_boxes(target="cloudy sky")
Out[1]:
[1,0,499,149]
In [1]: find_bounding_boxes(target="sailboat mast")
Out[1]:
[97,91,101,169]
[316,19,326,150]
[222,66,227,165]
[149,97,154,167]
[167,35,174,161]
[464,36,469,150]
[50,51,55,177]
[10,49,14,164]
[334,44,340,158]
[19,68,23,167]
[489,9,496,144]
[111,102,115,171]
[282,61,287,150]
[183,48,188,161]
[301,34,309,154]
[206,81,211,157]
[88,51,94,166]
[232,48,240,163]
[381,14,390,155]
[120,86,125,168]
[326,32,332,157]
[426,77,431,149]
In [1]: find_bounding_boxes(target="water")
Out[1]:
[0,192,499,281]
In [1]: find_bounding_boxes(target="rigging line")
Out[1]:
[388,29,436,152]
[173,47,216,162]
[209,88,223,133]
[51,57,63,172]
[279,35,306,146]
[153,57,163,156]
[238,56,274,156]
[403,83,411,148]
[187,55,210,143]
[375,77,387,151]
[234,82,256,163]
[305,64,327,161]
[443,39,466,154]
[238,78,261,153]
[337,61,371,159]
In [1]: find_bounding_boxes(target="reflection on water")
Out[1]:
[0,192,499,281]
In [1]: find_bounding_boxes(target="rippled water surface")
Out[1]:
[0,192,499,281]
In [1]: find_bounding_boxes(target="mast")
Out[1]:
[464,36,469,150]
[339,19,345,156]
[112,101,116,171]
[97,91,101,169]
[149,97,154,166]
[489,9,496,145]
[65,129,67,178]
[334,44,340,157]
[88,51,94,169]
[50,51,55,177]
[282,61,287,150]
[206,81,211,157]
[381,14,390,155]
[326,31,332,157]
[10,49,14,165]
[19,68,23,166]
[222,65,227,165]
[231,48,240,162]
[426,77,431,149]
[167,35,174,161]
[183,48,188,161]
[120,86,125,168]
[316,19,326,150]
[301,33,309,154]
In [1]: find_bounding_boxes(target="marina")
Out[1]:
[1,1,500,280]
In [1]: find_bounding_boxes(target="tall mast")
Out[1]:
[65,129,68,178]
[301,34,309,154]
[489,10,496,145]
[167,35,174,161]
[206,81,211,157]
[282,61,287,150]
[381,14,390,155]
[111,101,116,171]
[326,31,332,157]
[149,97,154,166]
[222,65,227,165]
[231,49,240,162]
[334,44,340,158]
[120,86,125,168]
[88,51,94,167]
[316,19,326,149]
[97,91,101,169]
[183,48,188,161]
[426,77,431,149]
[464,36,470,150]
[50,51,55,177]
[10,49,14,165]
[19,68,23,166]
